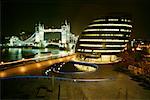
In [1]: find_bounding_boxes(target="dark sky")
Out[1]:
[1,0,150,39]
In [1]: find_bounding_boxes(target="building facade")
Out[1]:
[76,16,132,63]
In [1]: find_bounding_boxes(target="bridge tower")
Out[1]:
[61,20,70,44]
[35,23,44,43]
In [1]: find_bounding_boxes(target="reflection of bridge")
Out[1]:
[46,42,61,47]
[0,54,76,78]
[9,20,78,48]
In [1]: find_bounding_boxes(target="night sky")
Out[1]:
[1,0,150,39]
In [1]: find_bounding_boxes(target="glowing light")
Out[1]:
[84,49,92,52]
[125,40,129,42]
[0,72,6,77]
[22,58,25,60]
[44,29,62,32]
[66,56,72,60]
[44,48,49,52]
[93,19,106,22]
[77,49,81,51]
[91,50,121,53]
[120,29,131,32]
[84,29,119,32]
[79,39,129,42]
[108,19,118,21]
[121,19,131,22]
[94,50,121,53]
[100,34,124,37]
[138,44,150,48]
[132,48,135,51]
[88,23,132,28]
[1,61,4,64]
[101,55,117,62]
[58,68,60,70]
[126,35,130,37]
[74,64,96,72]
[83,34,124,37]
[80,44,101,47]
[19,67,26,73]
[136,47,142,50]
[48,61,52,65]
[58,58,63,62]
[83,34,100,36]
[36,63,42,68]
[80,44,125,47]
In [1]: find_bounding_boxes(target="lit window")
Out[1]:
[80,44,125,47]
[127,20,131,22]
[121,19,124,21]
[80,44,102,47]
[83,34,99,36]
[125,40,129,42]
[77,49,81,51]
[108,19,119,21]
[93,19,106,22]
[84,49,92,52]
[44,29,62,32]
[126,35,130,37]
[105,45,125,47]
[84,29,119,32]
[79,39,129,42]
[93,50,121,53]
[120,29,131,32]
[99,34,124,37]
[84,29,98,32]
[121,19,131,22]
[88,24,132,28]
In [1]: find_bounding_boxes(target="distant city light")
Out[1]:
[22,58,25,60]
[0,72,6,77]
[19,67,26,73]
[36,63,42,68]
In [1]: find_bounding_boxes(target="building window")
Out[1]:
[88,24,132,28]
[93,50,121,53]
[93,19,106,22]
[84,29,120,32]
[80,44,125,47]
[79,39,129,42]
[108,19,119,21]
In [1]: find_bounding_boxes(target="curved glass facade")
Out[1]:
[76,16,132,63]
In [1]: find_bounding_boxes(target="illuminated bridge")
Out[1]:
[9,20,78,48]
[0,53,76,78]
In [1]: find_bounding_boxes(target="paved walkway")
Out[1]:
[1,64,150,100]
[58,65,150,100]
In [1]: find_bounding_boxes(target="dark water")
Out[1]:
[0,48,61,62]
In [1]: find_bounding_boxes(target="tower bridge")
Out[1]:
[9,20,78,49]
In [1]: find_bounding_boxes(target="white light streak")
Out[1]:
[84,29,120,32]
[80,44,125,47]
[79,39,129,42]
[93,19,106,22]
[108,19,119,21]
[88,24,132,28]
[83,34,124,37]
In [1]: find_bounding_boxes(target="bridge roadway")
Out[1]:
[0,54,76,78]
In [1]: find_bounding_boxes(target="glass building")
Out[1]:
[76,16,132,63]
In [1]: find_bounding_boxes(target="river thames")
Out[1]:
[0,48,63,62]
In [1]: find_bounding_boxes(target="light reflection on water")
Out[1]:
[8,48,22,61]
[0,48,61,62]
